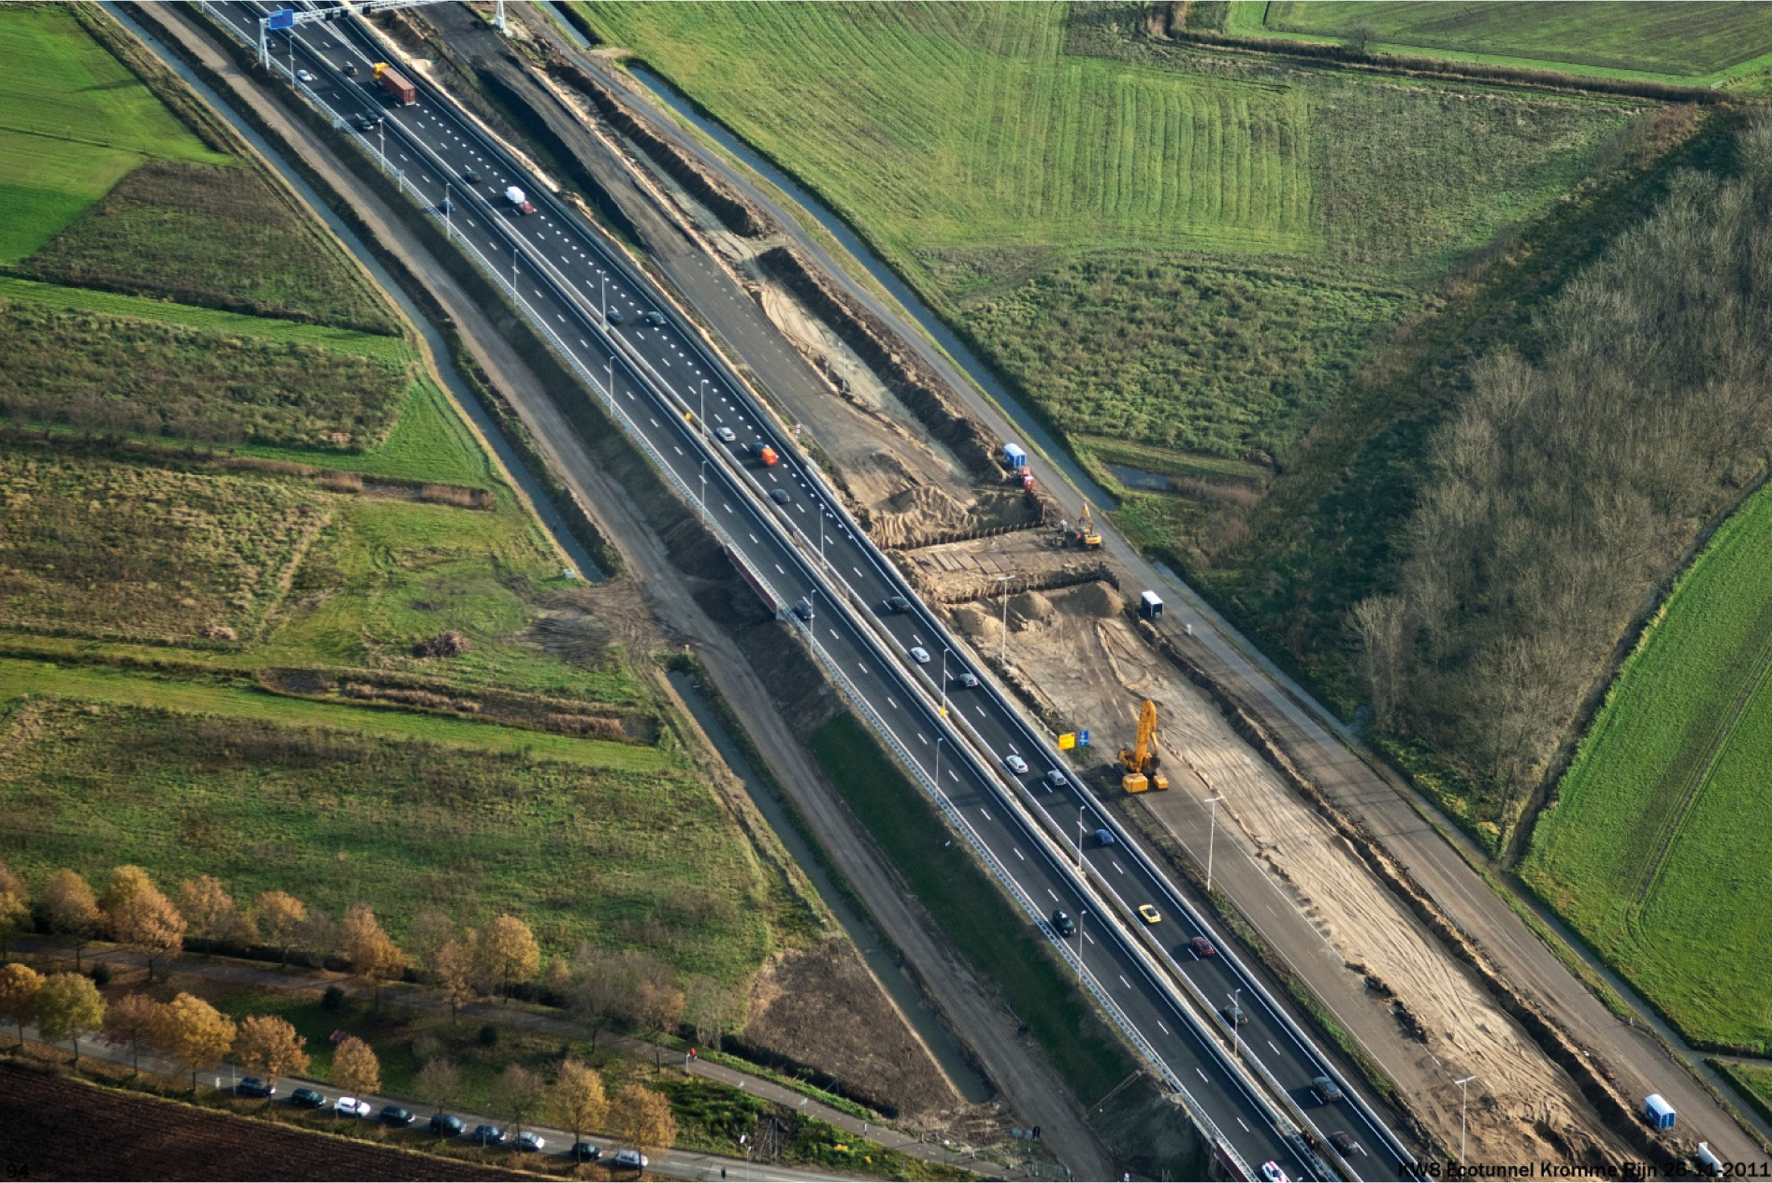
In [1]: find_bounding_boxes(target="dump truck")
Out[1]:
[372,62,416,106]
[504,186,534,215]
[1119,699,1169,793]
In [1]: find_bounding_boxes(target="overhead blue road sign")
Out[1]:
[267,9,296,30]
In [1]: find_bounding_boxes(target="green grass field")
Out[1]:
[1263,2,1772,82]
[1522,486,1772,1049]
[0,699,773,984]
[0,6,228,261]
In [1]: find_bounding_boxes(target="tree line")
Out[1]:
[1353,116,1772,847]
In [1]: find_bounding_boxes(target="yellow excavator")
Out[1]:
[1119,699,1169,793]
[1070,502,1102,549]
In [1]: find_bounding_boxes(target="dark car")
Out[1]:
[290,1087,325,1109]
[1329,1130,1361,1156]
[642,310,667,325]
[1189,935,1216,957]
[1222,1001,1248,1027]
[792,597,815,622]
[468,1124,508,1146]
[235,1077,274,1099]
[380,1106,416,1127]
[605,308,624,325]
[343,61,358,77]
[881,595,911,614]
[516,1132,546,1152]
[770,487,791,506]
[1311,1075,1344,1105]
[1052,909,1076,937]
[357,114,381,132]
[430,1113,465,1137]
[572,1141,603,1162]
[438,198,455,214]
[462,168,482,184]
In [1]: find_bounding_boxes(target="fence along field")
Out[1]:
[1523,485,1772,1051]
[1261,2,1772,83]
[0,5,227,262]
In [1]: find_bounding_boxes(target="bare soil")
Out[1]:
[980,582,1631,1165]
[742,936,966,1123]
[0,1062,534,1181]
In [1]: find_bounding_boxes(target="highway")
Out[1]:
[201,5,1418,1177]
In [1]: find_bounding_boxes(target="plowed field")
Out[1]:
[0,1064,532,1181]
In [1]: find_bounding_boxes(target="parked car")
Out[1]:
[571,1141,603,1162]
[515,1132,546,1152]
[468,1124,508,1146]
[769,487,791,506]
[612,1149,649,1171]
[1189,935,1216,957]
[716,426,737,443]
[881,595,911,614]
[909,646,930,664]
[430,1112,465,1137]
[1051,909,1076,937]
[1329,1130,1361,1156]
[334,1096,372,1118]
[235,1077,274,1099]
[1005,754,1029,775]
[290,1087,325,1109]
[379,1106,415,1127]
[642,310,667,326]
[1136,903,1161,925]
[1261,1162,1289,1183]
[1311,1075,1344,1105]
[1222,1002,1248,1027]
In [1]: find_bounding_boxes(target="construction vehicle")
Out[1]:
[1067,502,1102,549]
[372,62,417,106]
[1119,699,1169,793]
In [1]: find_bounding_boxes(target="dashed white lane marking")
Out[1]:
[1012,848,1024,861]
[1236,1118,1250,1133]
[1157,1020,1170,1035]
[1195,1067,1209,1083]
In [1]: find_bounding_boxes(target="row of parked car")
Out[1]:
[234,1078,648,1169]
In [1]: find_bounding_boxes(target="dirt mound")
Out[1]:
[872,483,973,549]
[741,938,960,1121]
[950,605,1001,640]
[1063,582,1123,618]
[1008,590,1052,628]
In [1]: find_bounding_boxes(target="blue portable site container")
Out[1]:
[1644,1094,1675,1130]
[1004,442,1027,470]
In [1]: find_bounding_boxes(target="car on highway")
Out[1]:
[1222,1001,1248,1027]
[716,425,737,443]
[770,487,791,506]
[1051,909,1076,937]
[642,310,667,325]
[1095,828,1116,846]
[1045,768,1067,788]
[612,1150,649,1171]
[606,308,624,325]
[1189,935,1215,957]
[572,1141,603,1162]
[1005,754,1029,775]
[342,61,358,77]
[235,1077,274,1099]
[909,646,930,664]
[516,1132,547,1152]
[881,595,911,614]
[1136,903,1161,925]
[956,671,980,688]
[1329,1130,1361,1156]
[296,68,315,83]
[792,597,814,621]
[1261,1162,1289,1183]
[430,1112,465,1137]
[462,168,481,184]
[468,1124,508,1146]
[438,198,455,214]
[379,1106,415,1127]
[290,1087,325,1109]
[1311,1075,1344,1105]
[357,114,381,131]
[334,1096,372,1118]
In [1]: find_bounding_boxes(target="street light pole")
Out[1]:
[997,576,1011,667]
[1230,989,1243,1060]
[1204,795,1226,895]
[1078,806,1085,869]
[1455,1075,1477,1163]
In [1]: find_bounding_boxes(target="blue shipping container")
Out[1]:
[1004,443,1027,470]
[1644,1094,1675,1130]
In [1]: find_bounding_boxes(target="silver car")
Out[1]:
[1005,754,1029,775]
[909,646,930,664]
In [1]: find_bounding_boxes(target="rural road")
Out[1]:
[121,6,1114,1178]
[528,18,1772,1166]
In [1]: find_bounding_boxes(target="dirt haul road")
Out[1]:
[957,582,1624,1164]
[519,18,1769,1169]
